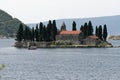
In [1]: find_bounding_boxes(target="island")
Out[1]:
[108,35,120,40]
[14,20,112,48]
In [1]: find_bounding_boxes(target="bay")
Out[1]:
[0,39,120,80]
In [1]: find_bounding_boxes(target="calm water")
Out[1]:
[0,39,120,80]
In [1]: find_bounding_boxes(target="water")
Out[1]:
[0,39,120,80]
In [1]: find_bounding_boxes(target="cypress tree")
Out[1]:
[43,25,47,41]
[24,26,28,41]
[39,22,44,41]
[86,24,90,37]
[72,21,77,31]
[80,25,84,31]
[95,26,98,36]
[61,22,66,31]
[52,20,58,41]
[27,27,32,41]
[103,24,108,41]
[98,25,103,40]
[83,23,88,38]
[31,27,35,41]
[46,20,52,41]
[35,24,39,41]
[16,24,24,42]
[88,21,93,35]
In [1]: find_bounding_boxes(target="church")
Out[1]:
[56,22,84,43]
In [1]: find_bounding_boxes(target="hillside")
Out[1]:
[0,9,24,37]
[27,15,120,36]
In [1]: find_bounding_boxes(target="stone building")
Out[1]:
[56,30,84,44]
[82,35,100,46]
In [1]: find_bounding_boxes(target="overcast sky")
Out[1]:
[0,0,120,23]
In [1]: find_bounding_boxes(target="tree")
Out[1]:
[80,25,84,31]
[31,27,35,41]
[88,21,93,35]
[43,25,47,41]
[16,24,24,42]
[103,24,108,41]
[61,22,66,31]
[23,26,32,41]
[95,26,98,36]
[83,23,88,38]
[46,20,52,41]
[72,21,77,31]
[28,27,32,41]
[52,20,58,41]
[39,22,44,41]
[35,24,39,41]
[98,25,103,40]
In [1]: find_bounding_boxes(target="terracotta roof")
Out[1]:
[89,35,98,39]
[60,31,81,35]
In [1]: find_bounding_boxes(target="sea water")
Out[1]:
[0,39,120,80]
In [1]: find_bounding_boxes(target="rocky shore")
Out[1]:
[14,41,113,49]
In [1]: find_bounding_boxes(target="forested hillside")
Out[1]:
[0,10,24,37]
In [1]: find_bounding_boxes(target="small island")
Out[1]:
[108,35,120,40]
[14,20,112,49]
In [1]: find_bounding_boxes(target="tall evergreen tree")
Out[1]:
[23,26,28,41]
[98,25,103,40]
[80,25,84,31]
[39,22,44,41]
[103,24,108,41]
[83,23,88,38]
[16,24,24,42]
[61,22,66,31]
[95,26,98,36]
[31,27,35,41]
[43,25,47,41]
[46,20,52,41]
[23,26,32,41]
[35,24,39,41]
[28,27,32,41]
[72,21,77,31]
[52,20,58,41]
[88,21,93,35]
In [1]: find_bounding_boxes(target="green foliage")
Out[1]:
[15,20,58,42]
[83,22,88,38]
[103,24,108,41]
[0,10,24,37]
[88,21,93,35]
[80,25,84,31]
[39,22,44,41]
[52,20,58,41]
[35,24,39,41]
[61,22,66,31]
[31,27,35,41]
[15,20,108,42]
[72,21,77,31]
[0,10,12,22]
[95,26,98,36]
[16,24,24,42]
[98,25,103,40]
[0,64,5,70]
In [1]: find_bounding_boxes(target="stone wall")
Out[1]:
[56,32,84,42]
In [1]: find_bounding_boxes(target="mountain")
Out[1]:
[27,15,120,36]
[0,9,24,37]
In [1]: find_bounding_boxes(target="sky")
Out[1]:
[0,0,120,23]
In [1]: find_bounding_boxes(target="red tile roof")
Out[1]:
[60,31,81,35]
